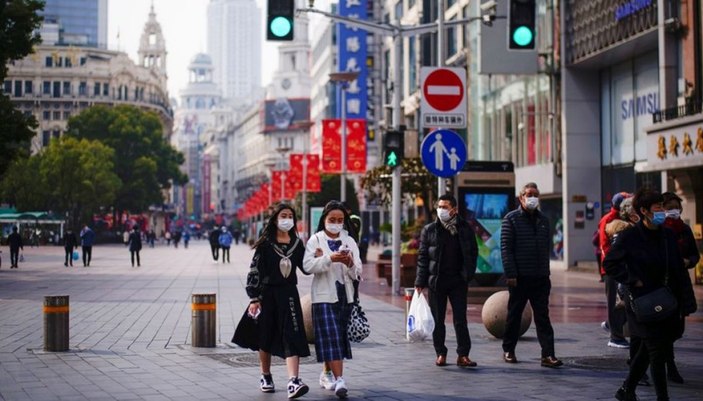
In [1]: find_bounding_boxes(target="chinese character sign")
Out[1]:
[337,0,368,121]
[322,119,367,173]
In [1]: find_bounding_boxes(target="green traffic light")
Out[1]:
[270,16,292,38]
[387,151,398,167]
[512,26,533,47]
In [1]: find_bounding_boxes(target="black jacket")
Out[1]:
[603,222,697,339]
[7,232,23,250]
[246,239,308,299]
[128,231,142,251]
[64,232,78,249]
[209,230,220,247]
[500,207,551,278]
[415,218,478,290]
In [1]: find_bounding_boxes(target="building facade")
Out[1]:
[39,0,108,48]
[206,0,262,104]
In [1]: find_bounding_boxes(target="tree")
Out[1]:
[360,158,437,218]
[0,0,44,177]
[66,105,187,213]
[0,137,121,231]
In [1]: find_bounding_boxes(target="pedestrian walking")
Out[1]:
[148,229,156,248]
[79,224,95,267]
[302,201,362,399]
[604,188,697,401]
[233,228,241,245]
[661,191,699,384]
[209,227,220,262]
[63,229,78,267]
[414,193,479,368]
[165,231,171,246]
[173,230,181,249]
[127,226,142,267]
[183,231,190,249]
[219,227,233,263]
[500,182,563,368]
[599,192,633,349]
[7,226,23,269]
[245,204,311,398]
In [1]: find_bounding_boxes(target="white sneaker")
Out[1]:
[334,377,348,399]
[260,374,274,393]
[319,371,335,390]
[287,377,309,399]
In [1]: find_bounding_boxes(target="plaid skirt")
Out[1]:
[312,282,352,362]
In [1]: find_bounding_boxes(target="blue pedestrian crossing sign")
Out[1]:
[420,129,467,178]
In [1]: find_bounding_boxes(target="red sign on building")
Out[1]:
[321,119,366,173]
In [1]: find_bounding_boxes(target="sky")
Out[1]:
[107,0,285,99]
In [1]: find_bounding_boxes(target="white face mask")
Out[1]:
[665,209,681,220]
[277,218,294,232]
[325,223,344,235]
[436,208,452,222]
[524,196,539,210]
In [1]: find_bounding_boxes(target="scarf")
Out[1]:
[439,215,458,235]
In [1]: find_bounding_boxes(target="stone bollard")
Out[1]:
[44,295,69,352]
[191,293,216,347]
[404,288,415,340]
[481,290,532,339]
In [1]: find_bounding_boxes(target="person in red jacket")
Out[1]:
[598,192,632,348]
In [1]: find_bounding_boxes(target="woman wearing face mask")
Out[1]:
[660,192,699,384]
[604,188,697,401]
[303,201,362,399]
[246,204,311,398]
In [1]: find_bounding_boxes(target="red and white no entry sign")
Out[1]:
[420,67,467,129]
[423,69,464,111]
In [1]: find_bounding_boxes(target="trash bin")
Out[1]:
[191,293,216,347]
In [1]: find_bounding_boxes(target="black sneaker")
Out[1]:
[287,377,309,399]
[260,374,274,393]
[615,386,639,401]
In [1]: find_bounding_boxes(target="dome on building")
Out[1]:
[191,53,212,65]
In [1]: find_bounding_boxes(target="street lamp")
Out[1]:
[328,71,359,203]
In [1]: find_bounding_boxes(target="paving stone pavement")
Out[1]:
[0,240,701,401]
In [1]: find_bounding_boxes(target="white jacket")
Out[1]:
[303,230,362,304]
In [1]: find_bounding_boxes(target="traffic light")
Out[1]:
[383,130,404,168]
[508,0,536,50]
[267,0,295,41]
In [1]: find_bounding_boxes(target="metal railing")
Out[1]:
[652,99,702,123]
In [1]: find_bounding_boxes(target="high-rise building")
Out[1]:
[39,0,108,48]
[206,0,262,104]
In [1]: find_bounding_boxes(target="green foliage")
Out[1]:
[0,137,121,231]
[66,105,187,212]
[360,157,436,217]
[0,0,44,177]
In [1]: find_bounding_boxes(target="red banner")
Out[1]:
[288,154,321,194]
[321,119,366,173]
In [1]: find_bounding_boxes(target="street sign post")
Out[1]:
[420,67,467,129]
[420,129,467,178]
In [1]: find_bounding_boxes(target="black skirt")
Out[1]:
[259,284,310,359]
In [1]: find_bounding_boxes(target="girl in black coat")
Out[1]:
[604,188,697,401]
[64,230,78,267]
[127,226,142,267]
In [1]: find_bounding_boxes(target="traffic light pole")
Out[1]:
[437,2,446,198]
[297,6,496,295]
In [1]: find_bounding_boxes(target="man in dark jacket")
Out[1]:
[208,227,220,263]
[64,229,78,267]
[500,182,562,368]
[80,225,96,267]
[415,194,478,368]
[7,226,23,268]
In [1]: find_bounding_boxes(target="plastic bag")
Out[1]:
[72,251,79,261]
[407,290,434,342]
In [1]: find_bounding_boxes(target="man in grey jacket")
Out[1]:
[415,194,478,368]
[500,182,562,368]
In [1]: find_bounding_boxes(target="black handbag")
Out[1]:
[232,308,259,351]
[629,286,678,323]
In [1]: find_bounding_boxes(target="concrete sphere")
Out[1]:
[481,290,532,339]
[300,294,315,344]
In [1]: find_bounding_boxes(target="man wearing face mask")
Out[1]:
[501,182,563,368]
[415,194,478,368]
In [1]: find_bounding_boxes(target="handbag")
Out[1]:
[232,308,259,351]
[628,287,678,323]
[347,302,370,343]
[627,231,678,323]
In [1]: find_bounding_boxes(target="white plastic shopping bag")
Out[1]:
[407,289,434,342]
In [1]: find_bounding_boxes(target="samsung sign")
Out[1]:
[615,0,654,22]
[621,92,659,121]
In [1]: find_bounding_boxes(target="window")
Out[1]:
[43,110,51,120]
[65,57,72,67]
[43,81,51,95]
[80,57,87,66]
[45,56,53,67]
[3,80,11,94]
[53,81,61,98]
[103,83,109,96]
[62,81,71,95]
[63,111,71,120]
[56,57,62,67]
[78,82,87,95]
[409,38,417,93]
[52,130,60,139]
[447,26,457,56]
[94,82,100,96]
[24,80,33,94]
[53,111,61,120]
[395,1,403,19]
[446,0,457,7]
[42,131,51,146]
[13,80,22,97]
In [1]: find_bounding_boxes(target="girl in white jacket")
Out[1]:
[303,201,362,399]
